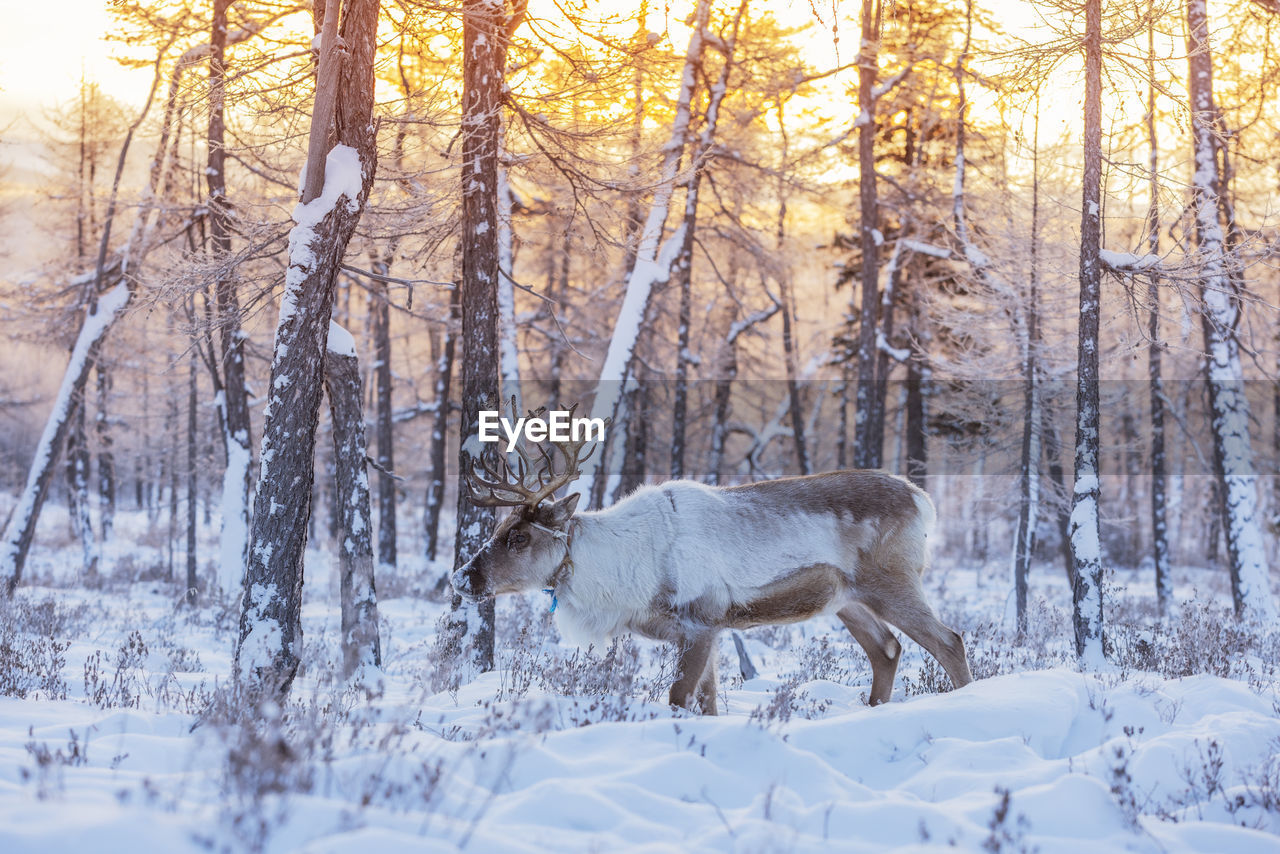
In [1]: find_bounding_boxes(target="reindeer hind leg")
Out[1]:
[838,601,902,705]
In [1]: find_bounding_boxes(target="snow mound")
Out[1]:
[2,667,1277,852]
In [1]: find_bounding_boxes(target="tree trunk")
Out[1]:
[852,0,882,470]
[671,3,744,479]
[1071,0,1106,663]
[186,347,199,606]
[67,394,97,579]
[236,0,381,692]
[617,379,649,499]
[425,285,459,564]
[445,0,519,676]
[371,273,396,570]
[1145,12,1172,616]
[0,43,173,593]
[208,0,255,598]
[1012,96,1043,636]
[325,323,382,683]
[575,0,712,504]
[95,362,115,542]
[1184,0,1274,622]
[496,118,522,415]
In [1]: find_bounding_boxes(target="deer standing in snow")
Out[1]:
[450,422,973,714]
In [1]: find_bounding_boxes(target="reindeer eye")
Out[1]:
[506,529,530,550]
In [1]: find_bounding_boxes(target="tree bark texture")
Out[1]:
[1070,0,1106,663]
[236,0,381,692]
[446,0,513,674]
[325,325,383,680]
[208,0,255,598]
[852,0,882,470]
[1184,0,1274,622]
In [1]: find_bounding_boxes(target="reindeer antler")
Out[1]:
[462,399,602,510]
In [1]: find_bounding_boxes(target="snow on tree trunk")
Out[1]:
[444,0,517,676]
[1184,0,1275,623]
[0,43,176,594]
[709,300,779,483]
[66,393,97,579]
[575,0,712,505]
[496,118,522,416]
[1011,97,1043,636]
[325,322,383,685]
[235,0,380,692]
[671,2,743,479]
[1071,0,1106,665]
[208,0,255,598]
[425,285,459,564]
[852,0,882,470]
[95,362,115,542]
[1,281,130,594]
[1144,16,1173,617]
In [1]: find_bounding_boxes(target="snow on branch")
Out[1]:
[876,331,911,363]
[900,239,953,259]
[1099,249,1162,273]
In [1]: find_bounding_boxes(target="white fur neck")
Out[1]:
[548,486,677,646]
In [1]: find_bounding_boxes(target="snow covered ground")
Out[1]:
[1,507,1278,852]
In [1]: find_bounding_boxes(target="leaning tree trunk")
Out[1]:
[445,0,525,676]
[235,0,381,692]
[852,0,882,470]
[1071,0,1106,664]
[0,42,174,594]
[575,0,712,505]
[208,0,255,598]
[325,322,382,683]
[1184,0,1274,622]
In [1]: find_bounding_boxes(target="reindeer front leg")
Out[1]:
[670,631,719,715]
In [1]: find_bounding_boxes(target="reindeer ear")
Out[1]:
[541,492,580,527]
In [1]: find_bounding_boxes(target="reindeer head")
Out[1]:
[450,404,596,602]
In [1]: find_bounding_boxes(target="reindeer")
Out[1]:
[450,421,973,714]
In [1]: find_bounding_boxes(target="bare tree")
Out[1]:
[444,0,527,675]
[1184,0,1274,622]
[852,0,882,470]
[1070,0,1106,663]
[1144,9,1172,616]
[325,323,382,683]
[236,0,381,692]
